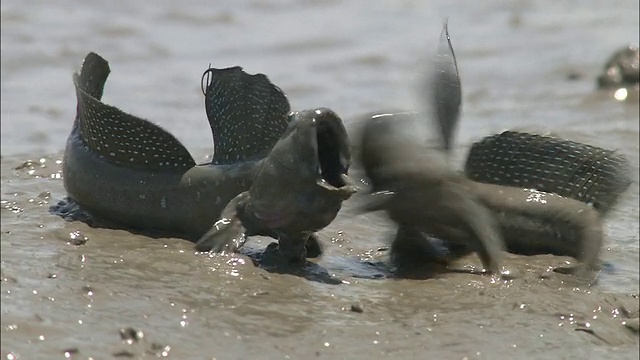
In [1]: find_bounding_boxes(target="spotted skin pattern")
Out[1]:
[54,52,355,263]
[464,131,632,215]
[202,67,291,165]
[75,78,196,172]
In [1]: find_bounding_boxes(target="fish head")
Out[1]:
[358,113,450,193]
[243,108,358,257]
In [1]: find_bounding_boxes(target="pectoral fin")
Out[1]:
[356,190,396,214]
[195,192,250,253]
[305,233,323,258]
[455,195,505,274]
[195,217,246,253]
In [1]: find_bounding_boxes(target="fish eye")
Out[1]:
[286,111,299,122]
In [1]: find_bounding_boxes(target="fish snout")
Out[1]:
[294,108,353,191]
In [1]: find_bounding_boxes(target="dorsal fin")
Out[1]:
[76,52,111,100]
[201,66,291,165]
[464,131,632,215]
[73,52,196,173]
[429,20,461,152]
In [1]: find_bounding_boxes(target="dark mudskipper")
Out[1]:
[52,52,357,263]
[357,23,609,274]
[596,44,639,90]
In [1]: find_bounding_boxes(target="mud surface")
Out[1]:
[2,0,639,359]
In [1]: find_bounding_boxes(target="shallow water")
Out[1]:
[1,0,639,359]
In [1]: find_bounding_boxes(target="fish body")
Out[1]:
[469,182,602,267]
[359,114,505,273]
[359,114,604,270]
[63,139,257,238]
[357,22,608,272]
[55,52,356,260]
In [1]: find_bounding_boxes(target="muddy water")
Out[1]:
[2,0,639,359]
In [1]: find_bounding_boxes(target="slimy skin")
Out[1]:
[196,109,358,260]
[54,52,357,261]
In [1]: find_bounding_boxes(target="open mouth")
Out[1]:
[315,114,350,188]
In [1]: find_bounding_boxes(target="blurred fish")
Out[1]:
[428,19,461,153]
[358,113,505,273]
[357,22,606,274]
[359,114,604,274]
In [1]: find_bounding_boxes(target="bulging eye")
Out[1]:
[286,112,299,123]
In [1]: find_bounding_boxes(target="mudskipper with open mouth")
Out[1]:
[52,52,357,263]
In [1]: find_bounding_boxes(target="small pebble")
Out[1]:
[566,72,583,81]
[148,343,171,357]
[120,327,144,344]
[62,348,79,357]
[623,318,639,333]
[113,350,136,358]
[350,303,364,313]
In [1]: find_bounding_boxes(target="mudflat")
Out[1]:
[1,0,638,359]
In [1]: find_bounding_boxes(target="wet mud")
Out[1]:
[2,0,639,359]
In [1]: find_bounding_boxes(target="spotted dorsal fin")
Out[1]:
[76,52,111,100]
[464,131,632,215]
[201,66,291,165]
[73,52,196,173]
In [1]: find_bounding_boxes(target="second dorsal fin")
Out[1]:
[201,66,291,165]
[464,131,632,215]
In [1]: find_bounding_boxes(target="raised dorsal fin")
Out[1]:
[201,66,291,165]
[76,52,111,100]
[464,131,632,215]
[429,20,461,152]
[73,52,196,173]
